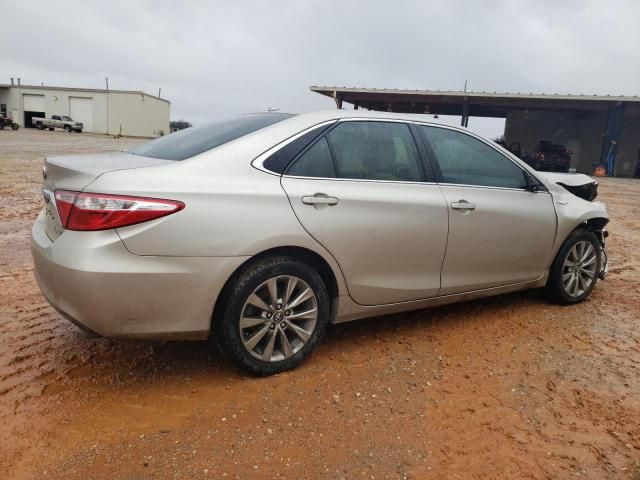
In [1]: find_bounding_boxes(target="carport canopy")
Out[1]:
[310,85,640,118]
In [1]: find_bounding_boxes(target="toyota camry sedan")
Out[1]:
[31,110,609,375]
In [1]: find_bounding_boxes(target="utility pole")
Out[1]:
[17,78,22,127]
[461,79,469,127]
[105,76,109,135]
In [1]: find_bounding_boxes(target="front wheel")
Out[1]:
[11,122,19,130]
[64,125,72,133]
[216,256,330,375]
[546,230,601,304]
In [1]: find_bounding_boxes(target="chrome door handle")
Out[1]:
[451,200,476,211]
[302,193,339,206]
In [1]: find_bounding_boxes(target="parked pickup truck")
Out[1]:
[32,115,83,133]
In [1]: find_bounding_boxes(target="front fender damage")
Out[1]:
[541,173,609,280]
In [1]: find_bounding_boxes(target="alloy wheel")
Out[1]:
[562,240,598,297]
[239,275,318,362]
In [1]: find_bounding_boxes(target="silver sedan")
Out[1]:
[31,110,609,374]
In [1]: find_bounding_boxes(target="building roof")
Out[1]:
[310,86,640,117]
[0,83,170,104]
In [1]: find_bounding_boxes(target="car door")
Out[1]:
[281,120,449,306]
[416,124,557,295]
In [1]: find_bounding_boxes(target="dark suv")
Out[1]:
[528,140,572,172]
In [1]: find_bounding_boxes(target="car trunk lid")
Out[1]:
[42,152,172,241]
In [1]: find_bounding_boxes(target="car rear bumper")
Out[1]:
[31,210,248,339]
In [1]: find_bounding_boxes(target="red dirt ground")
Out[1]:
[1,128,639,479]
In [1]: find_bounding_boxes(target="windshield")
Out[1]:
[129,113,294,161]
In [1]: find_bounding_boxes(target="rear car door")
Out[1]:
[416,125,557,295]
[281,120,449,306]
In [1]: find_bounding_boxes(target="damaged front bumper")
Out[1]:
[598,228,608,280]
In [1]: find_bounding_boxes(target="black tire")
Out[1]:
[216,256,330,375]
[11,123,19,130]
[64,125,72,133]
[37,123,45,130]
[75,129,82,133]
[546,229,601,305]
[48,127,54,131]
[0,123,4,130]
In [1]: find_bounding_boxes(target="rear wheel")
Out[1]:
[48,127,54,131]
[216,256,330,375]
[546,230,600,304]
[37,123,45,130]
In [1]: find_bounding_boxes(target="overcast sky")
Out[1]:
[2,0,639,137]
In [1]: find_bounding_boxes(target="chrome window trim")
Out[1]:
[281,176,549,193]
[282,174,438,186]
[437,183,551,194]
[255,116,546,190]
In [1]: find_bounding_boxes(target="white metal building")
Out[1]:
[0,80,170,137]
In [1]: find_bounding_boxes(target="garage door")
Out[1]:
[23,94,45,112]
[69,97,93,132]
[23,95,45,128]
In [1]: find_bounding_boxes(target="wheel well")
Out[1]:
[583,217,609,232]
[210,246,339,335]
[556,217,609,251]
[568,217,609,239]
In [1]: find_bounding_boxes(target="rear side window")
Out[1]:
[287,137,336,178]
[263,122,334,174]
[129,113,293,161]
[419,126,527,189]
[326,121,423,181]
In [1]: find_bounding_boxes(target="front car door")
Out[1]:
[416,125,557,295]
[281,120,449,306]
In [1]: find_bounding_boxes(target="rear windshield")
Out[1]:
[129,113,293,161]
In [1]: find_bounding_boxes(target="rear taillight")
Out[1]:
[54,190,184,231]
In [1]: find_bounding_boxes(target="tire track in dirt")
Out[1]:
[0,131,148,477]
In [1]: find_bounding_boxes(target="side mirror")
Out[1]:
[524,172,545,193]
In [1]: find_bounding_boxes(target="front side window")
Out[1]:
[326,121,423,181]
[419,126,527,189]
[52,115,60,120]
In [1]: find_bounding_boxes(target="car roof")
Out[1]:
[288,109,468,131]
[276,109,471,138]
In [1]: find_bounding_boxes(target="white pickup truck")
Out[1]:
[32,115,83,133]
